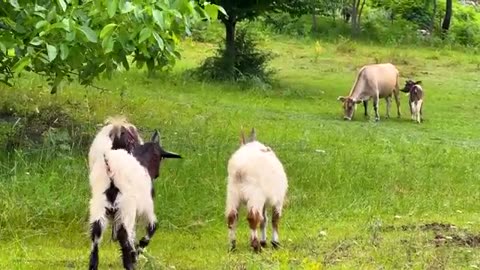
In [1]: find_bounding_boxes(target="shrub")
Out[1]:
[195,28,274,83]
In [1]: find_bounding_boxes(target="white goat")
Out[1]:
[225,128,288,252]
[88,116,143,171]
[88,130,181,270]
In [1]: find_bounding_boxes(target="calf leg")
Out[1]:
[416,100,423,123]
[271,204,283,249]
[260,206,268,248]
[410,101,416,121]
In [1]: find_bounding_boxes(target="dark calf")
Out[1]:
[403,80,424,123]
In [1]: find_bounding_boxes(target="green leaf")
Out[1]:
[35,20,49,29]
[7,48,15,57]
[30,37,43,46]
[46,44,58,62]
[204,3,220,20]
[57,0,67,12]
[100,23,117,39]
[153,32,164,50]
[138,28,152,44]
[60,44,69,60]
[120,2,135,13]
[152,10,165,29]
[102,36,114,53]
[78,25,98,43]
[9,0,19,9]
[12,57,31,73]
[107,0,118,18]
[0,42,5,54]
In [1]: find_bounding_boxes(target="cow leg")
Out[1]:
[385,96,392,119]
[260,205,268,248]
[373,96,380,122]
[363,100,369,118]
[394,82,401,118]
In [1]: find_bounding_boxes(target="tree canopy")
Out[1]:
[0,0,223,92]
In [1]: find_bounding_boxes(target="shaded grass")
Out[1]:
[1,32,480,269]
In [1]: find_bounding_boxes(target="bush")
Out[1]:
[195,28,274,83]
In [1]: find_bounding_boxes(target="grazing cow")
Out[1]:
[337,63,401,121]
[402,80,424,123]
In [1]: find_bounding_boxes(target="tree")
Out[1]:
[0,0,223,92]
[205,0,297,75]
[441,0,452,33]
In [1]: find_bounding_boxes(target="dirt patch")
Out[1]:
[383,222,480,248]
[382,222,458,233]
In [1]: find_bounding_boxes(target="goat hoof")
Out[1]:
[271,241,281,249]
[260,241,267,248]
[229,240,236,252]
[251,239,261,253]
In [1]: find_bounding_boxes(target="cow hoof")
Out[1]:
[260,241,267,248]
[375,118,380,122]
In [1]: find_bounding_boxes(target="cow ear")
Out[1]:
[415,81,422,85]
[337,96,347,102]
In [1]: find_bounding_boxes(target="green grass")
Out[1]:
[2,31,480,269]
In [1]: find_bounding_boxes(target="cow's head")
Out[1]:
[403,79,422,93]
[337,96,362,121]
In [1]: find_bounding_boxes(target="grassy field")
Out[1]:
[1,30,480,269]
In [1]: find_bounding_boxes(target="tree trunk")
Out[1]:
[441,0,452,33]
[222,16,236,76]
[312,7,318,32]
[430,0,437,32]
[351,0,365,37]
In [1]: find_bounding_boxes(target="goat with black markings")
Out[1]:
[88,130,181,270]
[402,80,424,123]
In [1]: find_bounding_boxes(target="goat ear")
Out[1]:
[240,128,246,145]
[151,130,161,144]
[415,80,422,85]
[248,128,256,142]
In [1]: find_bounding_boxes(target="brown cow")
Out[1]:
[337,63,401,121]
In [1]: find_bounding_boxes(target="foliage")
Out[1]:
[0,0,223,91]
[195,28,273,82]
